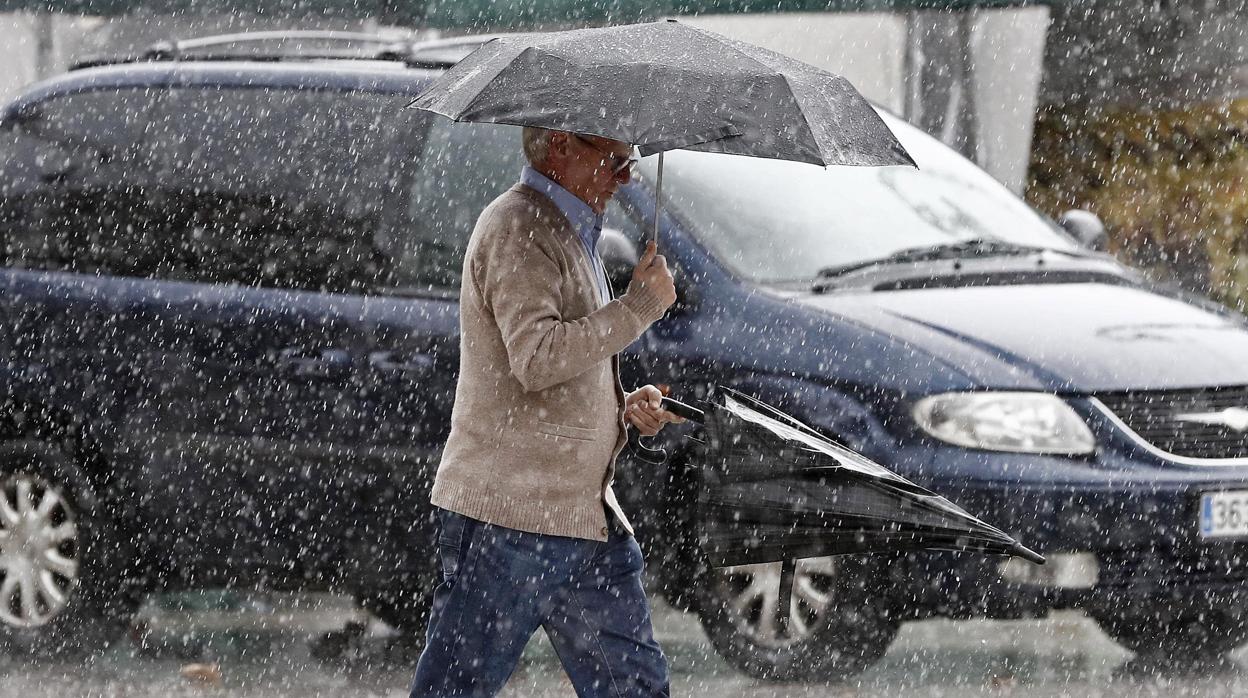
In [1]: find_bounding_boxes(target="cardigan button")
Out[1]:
[601,526,610,536]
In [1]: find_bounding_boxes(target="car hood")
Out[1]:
[794,282,1248,392]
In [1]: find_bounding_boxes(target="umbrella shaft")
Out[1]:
[653,151,664,244]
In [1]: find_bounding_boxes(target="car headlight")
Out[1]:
[912,392,1095,455]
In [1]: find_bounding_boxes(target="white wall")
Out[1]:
[1,9,1048,189]
[0,16,38,101]
[680,12,908,115]
[967,7,1049,193]
[1,13,106,104]
[680,9,1049,192]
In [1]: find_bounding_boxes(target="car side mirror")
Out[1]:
[1058,209,1108,251]
[6,103,40,128]
[599,228,697,312]
[600,227,639,290]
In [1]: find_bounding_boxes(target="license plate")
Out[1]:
[1200,490,1248,538]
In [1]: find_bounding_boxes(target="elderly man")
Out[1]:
[409,127,682,697]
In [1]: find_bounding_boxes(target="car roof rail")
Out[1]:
[153,30,400,55]
[71,29,423,70]
[70,30,507,71]
[144,29,415,62]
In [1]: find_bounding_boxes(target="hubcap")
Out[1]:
[0,474,79,627]
[714,557,837,648]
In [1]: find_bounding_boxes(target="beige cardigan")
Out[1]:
[430,183,667,541]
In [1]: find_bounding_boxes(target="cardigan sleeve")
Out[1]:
[473,209,666,393]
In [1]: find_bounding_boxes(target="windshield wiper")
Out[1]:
[813,238,1051,286]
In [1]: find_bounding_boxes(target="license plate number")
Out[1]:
[1200,491,1248,538]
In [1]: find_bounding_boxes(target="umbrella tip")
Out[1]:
[1012,543,1046,565]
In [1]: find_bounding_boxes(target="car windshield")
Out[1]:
[636,112,1077,285]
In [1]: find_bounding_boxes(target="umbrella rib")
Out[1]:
[680,23,826,165]
[776,72,833,167]
[452,44,546,123]
[408,39,515,118]
[684,23,902,168]
[680,22,770,75]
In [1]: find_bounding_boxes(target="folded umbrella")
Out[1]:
[658,387,1043,631]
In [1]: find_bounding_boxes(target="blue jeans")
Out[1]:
[409,508,671,697]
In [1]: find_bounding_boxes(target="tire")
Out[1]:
[1094,607,1248,661]
[358,586,432,636]
[696,555,897,682]
[0,440,139,656]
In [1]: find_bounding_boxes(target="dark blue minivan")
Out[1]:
[1,32,1247,680]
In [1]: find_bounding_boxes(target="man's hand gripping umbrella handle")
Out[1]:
[658,397,703,423]
[633,396,703,465]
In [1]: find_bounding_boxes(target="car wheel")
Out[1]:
[0,440,138,656]
[1094,608,1248,661]
[696,555,897,682]
[358,587,432,636]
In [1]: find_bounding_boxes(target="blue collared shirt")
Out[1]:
[520,166,610,304]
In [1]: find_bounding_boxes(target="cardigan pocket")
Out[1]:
[534,420,599,442]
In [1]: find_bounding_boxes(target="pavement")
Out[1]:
[0,592,1245,697]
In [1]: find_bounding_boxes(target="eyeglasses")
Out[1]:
[572,134,638,176]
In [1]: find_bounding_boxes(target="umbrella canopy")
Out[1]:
[660,388,1044,568]
[407,20,916,168]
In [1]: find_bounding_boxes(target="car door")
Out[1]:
[102,84,414,581]
[344,118,529,584]
[0,86,261,574]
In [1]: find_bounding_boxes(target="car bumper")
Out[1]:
[883,445,1248,620]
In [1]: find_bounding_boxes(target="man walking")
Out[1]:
[409,126,683,697]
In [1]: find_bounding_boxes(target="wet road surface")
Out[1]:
[0,592,1245,697]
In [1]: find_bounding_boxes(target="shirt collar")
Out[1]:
[521,166,603,253]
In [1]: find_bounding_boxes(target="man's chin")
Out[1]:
[591,191,617,213]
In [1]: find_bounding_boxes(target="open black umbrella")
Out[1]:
[658,387,1043,630]
[407,19,916,240]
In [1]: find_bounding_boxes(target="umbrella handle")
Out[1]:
[660,396,704,423]
[633,434,668,465]
[630,397,703,465]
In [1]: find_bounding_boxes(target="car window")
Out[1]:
[0,87,417,294]
[388,120,528,292]
[387,118,652,294]
[637,111,1077,285]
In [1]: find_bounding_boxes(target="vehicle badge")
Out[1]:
[1173,406,1248,432]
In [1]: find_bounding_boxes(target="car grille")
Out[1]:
[1096,385,1248,460]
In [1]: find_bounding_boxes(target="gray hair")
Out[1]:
[522,126,555,166]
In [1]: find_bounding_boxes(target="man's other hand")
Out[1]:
[629,240,677,311]
[625,384,686,437]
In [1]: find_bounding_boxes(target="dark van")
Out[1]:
[1,32,1247,680]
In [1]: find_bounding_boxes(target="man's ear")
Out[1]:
[548,132,571,163]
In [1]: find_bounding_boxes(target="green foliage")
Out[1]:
[1026,102,1248,313]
